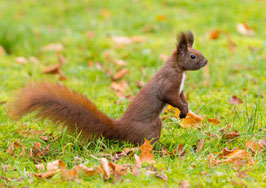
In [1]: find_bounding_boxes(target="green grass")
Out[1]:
[0,0,265,187]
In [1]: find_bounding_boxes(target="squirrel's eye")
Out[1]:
[190,54,196,59]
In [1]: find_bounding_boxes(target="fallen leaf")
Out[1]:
[75,164,98,176]
[209,30,220,39]
[100,9,111,17]
[246,141,264,153]
[236,23,255,36]
[179,180,190,188]
[140,140,155,164]
[34,170,60,179]
[224,149,254,166]
[115,60,127,66]
[42,43,63,52]
[222,148,236,157]
[7,141,21,156]
[179,110,203,129]
[131,36,146,43]
[15,57,27,64]
[42,64,62,74]
[111,82,126,98]
[20,146,25,156]
[59,160,78,181]
[112,36,132,45]
[228,95,243,104]
[123,147,139,155]
[207,153,219,167]
[226,35,237,54]
[222,131,240,140]
[0,46,6,55]
[0,101,7,105]
[112,68,128,81]
[196,139,204,153]
[134,154,141,168]
[100,158,110,179]
[34,142,41,149]
[108,162,127,181]
[207,118,220,125]
[156,15,167,21]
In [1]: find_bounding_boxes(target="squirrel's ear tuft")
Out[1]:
[177,32,188,56]
[186,31,194,47]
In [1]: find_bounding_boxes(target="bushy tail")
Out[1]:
[8,82,118,139]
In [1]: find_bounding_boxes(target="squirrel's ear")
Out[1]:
[177,32,188,56]
[186,31,194,47]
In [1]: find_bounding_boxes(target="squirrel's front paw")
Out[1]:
[179,105,188,119]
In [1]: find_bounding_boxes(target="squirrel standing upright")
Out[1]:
[8,31,208,145]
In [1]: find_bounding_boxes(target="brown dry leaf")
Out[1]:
[112,68,128,81]
[34,142,41,149]
[20,146,25,156]
[209,30,220,39]
[207,118,220,125]
[179,180,190,188]
[134,154,141,168]
[132,165,140,176]
[236,23,255,36]
[112,36,132,45]
[100,158,110,179]
[140,140,156,164]
[0,101,7,105]
[111,82,126,98]
[224,149,254,166]
[222,131,240,140]
[86,31,95,39]
[159,53,168,61]
[179,110,203,129]
[156,15,167,21]
[17,129,45,138]
[7,141,21,156]
[100,9,111,18]
[115,60,127,66]
[73,164,98,176]
[59,160,78,181]
[176,143,186,156]
[228,95,243,104]
[196,139,204,153]
[226,35,237,54]
[42,43,63,52]
[109,162,127,181]
[131,36,146,43]
[207,153,220,167]
[246,141,264,153]
[36,160,60,171]
[123,147,139,155]
[0,46,6,55]
[42,64,62,74]
[222,148,236,157]
[15,57,28,64]
[34,170,60,179]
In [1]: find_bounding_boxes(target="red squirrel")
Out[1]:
[8,31,208,145]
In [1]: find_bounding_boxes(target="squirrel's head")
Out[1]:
[175,31,208,71]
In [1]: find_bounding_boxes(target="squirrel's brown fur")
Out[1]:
[8,31,208,145]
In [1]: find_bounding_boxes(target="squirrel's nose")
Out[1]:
[204,60,208,65]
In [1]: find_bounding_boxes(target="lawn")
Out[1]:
[0,0,265,187]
